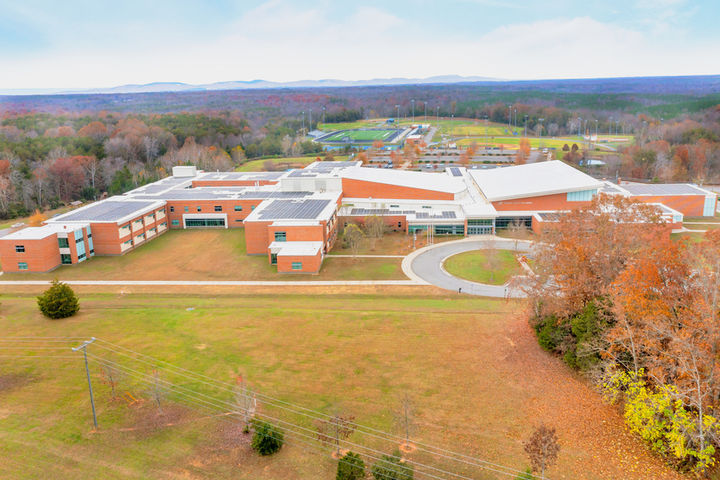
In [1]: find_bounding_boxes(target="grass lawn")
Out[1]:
[684,212,720,222]
[683,223,720,230]
[0,229,406,281]
[322,130,397,142]
[443,249,521,285]
[0,293,683,480]
[330,231,463,256]
[671,232,708,243]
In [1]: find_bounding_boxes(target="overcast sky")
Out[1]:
[1,0,719,90]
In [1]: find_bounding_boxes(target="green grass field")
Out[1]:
[0,229,406,281]
[443,250,521,285]
[0,292,682,480]
[321,129,397,143]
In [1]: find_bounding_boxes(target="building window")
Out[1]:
[58,238,69,248]
[170,206,175,213]
[61,254,72,265]
[291,262,302,270]
[171,220,180,226]
[390,204,400,208]
[15,245,25,253]
[78,253,86,261]
[422,206,431,209]
[270,253,277,265]
[234,205,243,211]
[184,206,189,212]
[197,206,202,212]
[17,262,28,270]
[75,236,83,244]
[251,205,255,210]
[398,222,402,228]
[214,205,222,212]
[274,231,287,242]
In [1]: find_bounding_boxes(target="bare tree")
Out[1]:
[234,375,257,433]
[364,215,385,239]
[99,363,124,400]
[344,223,365,257]
[147,369,166,413]
[316,413,356,456]
[507,219,529,251]
[484,238,501,283]
[524,424,560,479]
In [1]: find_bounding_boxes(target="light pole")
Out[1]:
[594,119,598,141]
[436,105,439,127]
[538,118,544,137]
[577,117,582,137]
[411,99,415,123]
[423,101,427,123]
[309,108,312,130]
[514,108,517,129]
[395,104,400,123]
[507,105,512,130]
[301,111,305,134]
[608,116,612,136]
[322,106,326,125]
[524,115,528,137]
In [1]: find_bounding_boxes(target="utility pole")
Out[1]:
[72,337,98,429]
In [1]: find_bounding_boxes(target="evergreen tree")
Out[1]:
[37,280,80,319]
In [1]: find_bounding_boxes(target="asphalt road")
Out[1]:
[408,238,533,297]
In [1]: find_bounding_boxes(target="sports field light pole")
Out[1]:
[524,115,528,137]
[411,99,415,123]
[577,117,582,137]
[424,101,427,123]
[507,105,511,130]
[301,111,305,135]
[309,108,313,131]
[436,105,439,127]
[396,105,400,123]
[72,337,98,429]
[322,106,326,125]
[514,108,517,129]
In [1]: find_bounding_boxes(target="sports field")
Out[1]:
[0,292,684,480]
[320,129,399,143]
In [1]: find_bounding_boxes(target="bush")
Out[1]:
[371,450,413,480]
[337,451,365,480]
[250,420,284,456]
[37,280,80,319]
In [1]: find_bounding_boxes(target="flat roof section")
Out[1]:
[256,199,332,220]
[1,223,88,240]
[470,160,605,202]
[268,241,323,256]
[620,183,715,196]
[49,198,164,224]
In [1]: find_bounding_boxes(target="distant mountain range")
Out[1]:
[0,75,501,96]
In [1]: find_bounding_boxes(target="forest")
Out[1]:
[1,76,719,220]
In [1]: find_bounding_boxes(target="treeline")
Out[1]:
[0,112,322,220]
[528,195,720,473]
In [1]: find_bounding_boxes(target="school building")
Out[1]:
[1,160,716,273]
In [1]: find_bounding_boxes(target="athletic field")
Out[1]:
[317,128,401,144]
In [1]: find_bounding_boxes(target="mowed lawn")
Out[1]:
[0,293,683,480]
[0,229,406,281]
[443,250,522,285]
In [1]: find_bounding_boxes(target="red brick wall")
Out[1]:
[166,200,262,228]
[631,195,706,217]
[340,215,408,233]
[267,224,324,245]
[492,193,591,211]
[245,221,272,254]
[341,178,455,200]
[87,223,123,255]
[0,235,60,273]
[276,251,322,274]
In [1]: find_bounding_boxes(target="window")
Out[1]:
[214,205,222,212]
[274,231,287,242]
[17,262,28,270]
[398,222,402,228]
[184,218,226,227]
[170,206,175,213]
[197,206,202,212]
[61,254,72,265]
[184,206,189,212]
[422,206,432,209]
[58,238,69,248]
[78,253,86,261]
[234,205,243,211]
[390,204,400,208]
[75,236,83,243]
[291,262,302,270]
[251,205,255,210]
[270,253,277,265]
[15,245,25,253]
[172,220,180,226]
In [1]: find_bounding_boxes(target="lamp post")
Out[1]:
[395,104,400,124]
[524,115,529,137]
[423,101,427,123]
[577,117,582,137]
[411,99,415,123]
[322,106,326,125]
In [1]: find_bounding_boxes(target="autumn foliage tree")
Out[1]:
[516,138,531,165]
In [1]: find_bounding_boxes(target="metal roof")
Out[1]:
[256,199,332,220]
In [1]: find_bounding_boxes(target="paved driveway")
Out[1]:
[405,237,533,297]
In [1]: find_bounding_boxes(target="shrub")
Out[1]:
[250,420,284,456]
[37,280,80,319]
[337,451,365,480]
[371,450,413,480]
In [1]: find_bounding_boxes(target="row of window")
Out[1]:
[169,205,255,213]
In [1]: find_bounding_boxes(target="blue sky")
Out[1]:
[1,0,719,89]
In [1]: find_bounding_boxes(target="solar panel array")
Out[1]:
[415,211,457,219]
[57,200,159,222]
[449,167,463,177]
[257,199,332,220]
[132,190,311,201]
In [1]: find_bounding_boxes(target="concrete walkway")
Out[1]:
[402,236,534,298]
[0,279,421,286]
[325,254,405,258]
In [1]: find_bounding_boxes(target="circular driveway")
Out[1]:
[402,237,533,297]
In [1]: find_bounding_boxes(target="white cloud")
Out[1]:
[0,2,718,89]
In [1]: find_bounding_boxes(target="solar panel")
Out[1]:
[258,199,332,220]
[449,167,463,177]
[57,200,158,222]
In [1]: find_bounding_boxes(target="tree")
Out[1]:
[343,223,364,256]
[337,451,365,480]
[36,280,80,319]
[524,425,560,479]
[371,451,414,480]
[251,420,284,455]
[516,138,531,165]
[28,209,46,227]
[364,215,385,239]
[507,219,528,250]
[147,369,166,413]
[99,363,123,400]
[484,239,501,284]
[317,413,356,456]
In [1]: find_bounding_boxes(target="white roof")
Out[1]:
[1,223,87,241]
[268,241,323,256]
[469,160,604,202]
[341,167,467,195]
